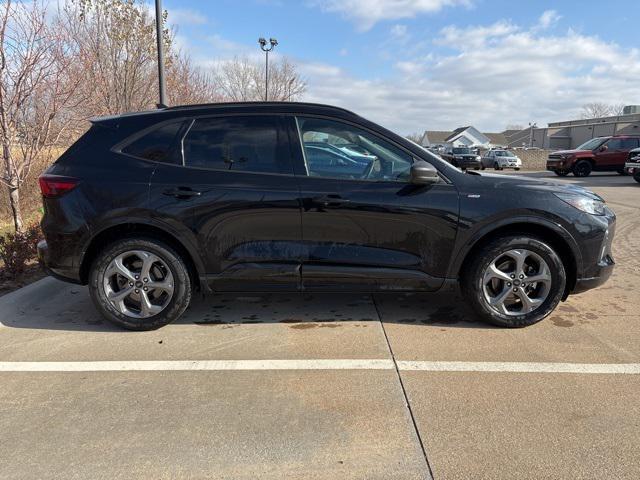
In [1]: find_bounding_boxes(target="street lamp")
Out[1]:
[258,37,278,101]
[155,0,167,107]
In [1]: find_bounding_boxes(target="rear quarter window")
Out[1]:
[121,121,185,164]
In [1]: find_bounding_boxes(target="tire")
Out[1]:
[617,168,629,176]
[634,172,640,184]
[494,162,502,171]
[89,238,192,330]
[554,170,569,177]
[572,160,592,177]
[481,165,486,170]
[461,235,566,328]
[514,167,520,171]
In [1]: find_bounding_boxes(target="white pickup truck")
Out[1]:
[625,148,640,183]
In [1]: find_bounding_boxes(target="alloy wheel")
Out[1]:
[102,250,174,318]
[481,249,552,316]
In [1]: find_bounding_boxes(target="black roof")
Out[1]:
[92,101,360,124]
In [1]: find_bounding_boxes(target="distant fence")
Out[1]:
[515,149,551,171]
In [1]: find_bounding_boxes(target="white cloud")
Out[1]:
[311,0,472,31]
[390,24,408,39]
[165,8,208,26]
[300,18,640,133]
[537,10,561,30]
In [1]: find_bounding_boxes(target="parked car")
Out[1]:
[481,149,522,170]
[38,102,616,330]
[441,147,482,170]
[624,148,640,183]
[546,135,640,177]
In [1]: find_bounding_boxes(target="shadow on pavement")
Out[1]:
[0,277,495,332]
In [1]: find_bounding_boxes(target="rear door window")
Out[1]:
[122,121,185,164]
[183,116,291,174]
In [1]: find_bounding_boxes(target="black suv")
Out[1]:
[38,102,616,330]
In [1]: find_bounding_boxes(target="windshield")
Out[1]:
[495,150,515,157]
[577,137,606,150]
[452,147,471,154]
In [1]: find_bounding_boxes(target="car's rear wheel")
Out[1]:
[573,160,592,177]
[554,170,570,177]
[89,238,192,330]
[462,235,566,327]
[634,172,640,183]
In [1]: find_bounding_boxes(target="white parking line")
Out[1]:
[397,361,640,374]
[0,359,639,373]
[0,359,395,372]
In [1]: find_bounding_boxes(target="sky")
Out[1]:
[161,0,640,134]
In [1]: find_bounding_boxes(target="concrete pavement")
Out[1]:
[0,172,638,479]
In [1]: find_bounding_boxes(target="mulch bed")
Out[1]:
[0,262,47,297]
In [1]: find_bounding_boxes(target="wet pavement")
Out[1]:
[1,172,638,479]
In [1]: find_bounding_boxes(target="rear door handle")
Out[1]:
[163,188,202,199]
[312,194,351,207]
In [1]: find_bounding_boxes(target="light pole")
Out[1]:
[258,37,278,101]
[528,122,537,148]
[155,0,167,107]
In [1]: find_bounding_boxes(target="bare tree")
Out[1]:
[580,102,616,119]
[213,56,306,102]
[405,132,422,143]
[0,0,81,232]
[166,53,221,105]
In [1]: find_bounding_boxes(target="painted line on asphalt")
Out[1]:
[0,360,639,373]
[397,361,640,374]
[0,359,395,372]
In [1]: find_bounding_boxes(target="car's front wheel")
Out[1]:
[573,160,592,177]
[554,170,570,177]
[462,235,566,327]
[89,238,192,330]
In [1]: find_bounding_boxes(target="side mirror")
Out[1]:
[410,160,439,185]
[599,145,608,152]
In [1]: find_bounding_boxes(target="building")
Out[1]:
[530,108,640,150]
[420,105,640,151]
[420,126,514,149]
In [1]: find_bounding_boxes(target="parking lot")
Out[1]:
[0,172,638,480]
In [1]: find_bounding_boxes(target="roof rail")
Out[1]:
[164,101,358,116]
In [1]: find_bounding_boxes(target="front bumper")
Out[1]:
[572,213,616,294]
[546,160,570,171]
[625,161,640,174]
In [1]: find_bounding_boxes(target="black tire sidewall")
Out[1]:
[89,238,192,331]
[573,160,592,177]
[462,236,566,327]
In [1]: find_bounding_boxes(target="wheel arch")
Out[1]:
[79,222,205,291]
[455,219,581,298]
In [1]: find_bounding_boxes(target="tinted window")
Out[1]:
[183,116,289,174]
[122,121,184,164]
[452,148,472,154]
[607,138,639,150]
[297,117,413,182]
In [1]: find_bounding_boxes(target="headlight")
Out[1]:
[555,193,606,215]
[476,155,481,161]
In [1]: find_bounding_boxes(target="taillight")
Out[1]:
[38,174,79,198]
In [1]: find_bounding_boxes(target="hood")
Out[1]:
[551,149,590,156]
[466,171,602,200]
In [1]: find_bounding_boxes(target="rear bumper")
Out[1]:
[37,240,82,284]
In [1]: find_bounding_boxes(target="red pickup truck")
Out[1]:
[546,135,640,177]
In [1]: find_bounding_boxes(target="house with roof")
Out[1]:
[420,126,505,148]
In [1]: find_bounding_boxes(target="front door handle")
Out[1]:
[163,187,202,199]
[312,194,351,208]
